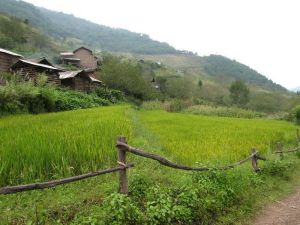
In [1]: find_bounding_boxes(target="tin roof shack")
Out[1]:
[59,69,101,92]
[11,59,63,85]
[0,48,23,72]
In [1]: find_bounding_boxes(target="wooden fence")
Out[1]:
[1,130,300,195]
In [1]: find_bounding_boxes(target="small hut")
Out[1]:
[59,69,101,92]
[11,59,63,85]
[0,48,23,72]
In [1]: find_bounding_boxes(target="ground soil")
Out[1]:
[251,188,300,225]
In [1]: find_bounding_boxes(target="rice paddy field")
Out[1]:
[1,105,300,224]
[0,105,298,187]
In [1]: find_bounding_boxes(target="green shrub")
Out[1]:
[0,74,111,115]
[102,193,144,225]
[93,87,124,103]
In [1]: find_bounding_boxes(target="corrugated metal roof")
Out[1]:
[0,48,23,57]
[14,59,63,71]
[59,70,83,79]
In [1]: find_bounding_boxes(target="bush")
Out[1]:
[0,74,111,115]
[93,87,124,103]
[141,100,164,110]
[290,105,300,124]
[102,193,144,225]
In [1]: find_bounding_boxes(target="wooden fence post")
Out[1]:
[297,129,300,142]
[117,136,128,194]
[251,149,260,172]
[277,142,284,159]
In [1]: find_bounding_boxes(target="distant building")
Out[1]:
[0,48,23,72]
[60,47,100,69]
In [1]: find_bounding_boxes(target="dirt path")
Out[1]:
[252,188,300,225]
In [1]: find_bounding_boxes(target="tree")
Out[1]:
[229,80,250,105]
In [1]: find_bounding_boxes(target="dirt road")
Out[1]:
[252,189,300,225]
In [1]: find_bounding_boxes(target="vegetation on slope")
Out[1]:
[0,0,178,54]
[0,13,59,55]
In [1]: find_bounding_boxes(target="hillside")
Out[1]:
[0,0,296,105]
[0,13,59,56]
[0,0,177,55]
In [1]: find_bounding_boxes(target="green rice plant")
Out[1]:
[184,105,265,119]
[138,110,298,165]
[0,105,132,186]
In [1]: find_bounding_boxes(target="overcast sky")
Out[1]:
[23,0,300,89]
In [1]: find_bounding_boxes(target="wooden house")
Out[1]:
[59,69,101,92]
[73,47,99,69]
[60,47,100,69]
[11,59,63,85]
[0,48,23,72]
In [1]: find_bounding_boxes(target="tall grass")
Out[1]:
[138,110,298,165]
[0,105,132,186]
[184,104,265,118]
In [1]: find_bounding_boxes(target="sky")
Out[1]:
[23,0,300,89]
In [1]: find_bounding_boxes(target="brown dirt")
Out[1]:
[251,188,300,225]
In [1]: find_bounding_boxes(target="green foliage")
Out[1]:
[0,13,58,54]
[101,54,159,100]
[290,105,300,124]
[0,75,110,115]
[93,87,124,103]
[262,158,295,179]
[102,193,143,225]
[229,80,250,105]
[0,0,178,54]
[202,55,286,92]
[185,105,265,119]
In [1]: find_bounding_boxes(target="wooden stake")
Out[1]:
[251,149,260,172]
[117,136,128,194]
[297,129,300,142]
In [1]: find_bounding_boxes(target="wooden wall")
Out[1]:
[0,52,21,72]
[74,49,97,69]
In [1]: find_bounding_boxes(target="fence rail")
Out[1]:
[0,130,299,195]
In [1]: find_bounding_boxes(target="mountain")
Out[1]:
[0,12,60,56]
[0,0,288,93]
[0,0,177,54]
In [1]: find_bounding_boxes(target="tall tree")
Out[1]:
[229,80,250,105]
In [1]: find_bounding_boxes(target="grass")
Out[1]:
[0,105,132,186]
[184,104,265,119]
[1,106,300,224]
[138,110,298,165]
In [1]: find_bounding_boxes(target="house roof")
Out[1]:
[59,70,102,83]
[0,48,23,57]
[29,57,55,67]
[73,46,93,54]
[11,59,64,71]
[59,70,83,79]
